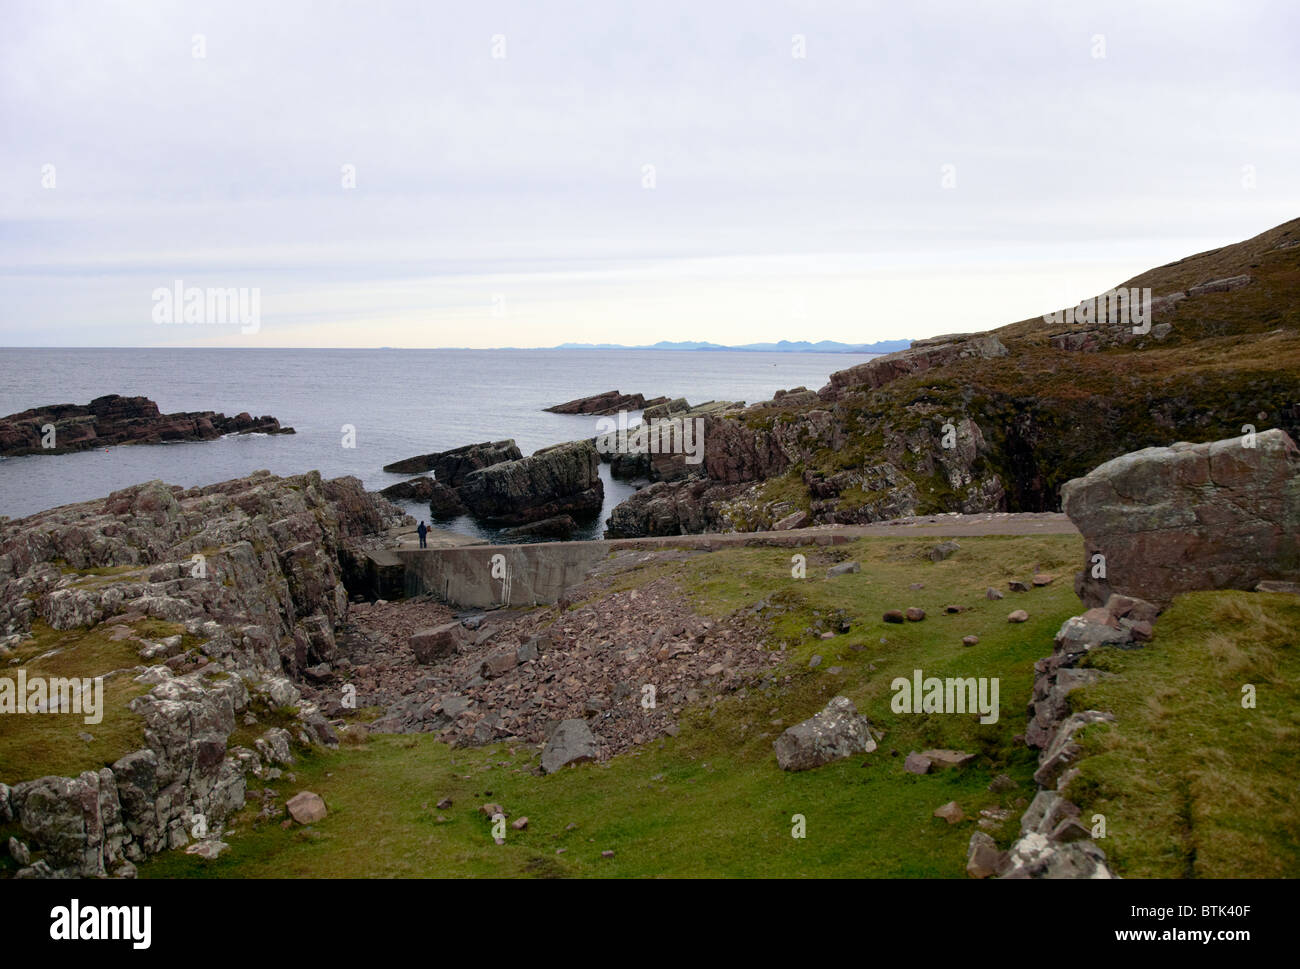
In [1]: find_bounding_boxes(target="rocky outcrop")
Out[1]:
[5,659,338,878]
[1062,429,1300,607]
[994,426,1300,873]
[817,334,1008,401]
[747,387,821,410]
[0,395,292,456]
[773,696,876,771]
[458,440,603,526]
[603,407,1003,538]
[428,481,468,519]
[989,588,1171,879]
[642,397,689,420]
[499,515,578,541]
[1046,276,1253,352]
[999,791,1114,879]
[377,476,468,517]
[545,391,668,416]
[382,440,522,483]
[604,478,748,538]
[379,477,436,501]
[0,471,401,644]
[0,471,405,877]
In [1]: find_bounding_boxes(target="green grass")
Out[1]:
[139,535,1082,878]
[0,618,185,781]
[23,533,1292,879]
[1063,590,1300,878]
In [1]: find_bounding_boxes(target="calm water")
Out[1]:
[0,348,876,539]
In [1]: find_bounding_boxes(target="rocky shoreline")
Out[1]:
[1,424,1296,878]
[367,221,1300,546]
[0,395,292,456]
[1,218,1297,879]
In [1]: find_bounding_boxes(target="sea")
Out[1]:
[0,348,878,540]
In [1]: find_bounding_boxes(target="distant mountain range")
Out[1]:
[551,339,909,354]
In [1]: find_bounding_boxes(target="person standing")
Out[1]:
[417,520,428,548]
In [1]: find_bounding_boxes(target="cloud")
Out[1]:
[2,0,1297,346]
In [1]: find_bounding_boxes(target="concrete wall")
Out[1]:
[398,542,610,608]
[392,515,1079,609]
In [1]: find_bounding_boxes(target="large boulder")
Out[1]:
[1062,430,1300,607]
[458,440,603,526]
[410,622,468,664]
[541,719,598,773]
[773,696,876,771]
[286,791,327,824]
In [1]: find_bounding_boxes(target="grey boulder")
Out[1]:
[541,719,598,774]
[774,696,876,771]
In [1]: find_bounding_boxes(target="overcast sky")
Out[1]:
[1,0,1296,348]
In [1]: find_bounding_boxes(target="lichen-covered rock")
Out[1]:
[967,831,1004,878]
[1033,710,1116,788]
[993,789,1116,879]
[0,471,404,876]
[255,727,295,767]
[1000,831,1114,879]
[817,334,1008,401]
[773,696,876,771]
[1063,429,1300,607]
[9,769,126,877]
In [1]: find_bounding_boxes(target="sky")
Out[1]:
[1,0,1297,348]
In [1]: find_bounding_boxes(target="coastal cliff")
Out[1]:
[601,217,1300,538]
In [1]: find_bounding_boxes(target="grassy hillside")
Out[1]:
[1064,589,1300,878]
[0,617,192,780]
[125,535,1300,879]
[745,217,1300,516]
[142,534,1081,878]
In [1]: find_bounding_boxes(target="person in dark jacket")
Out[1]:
[417,520,428,548]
